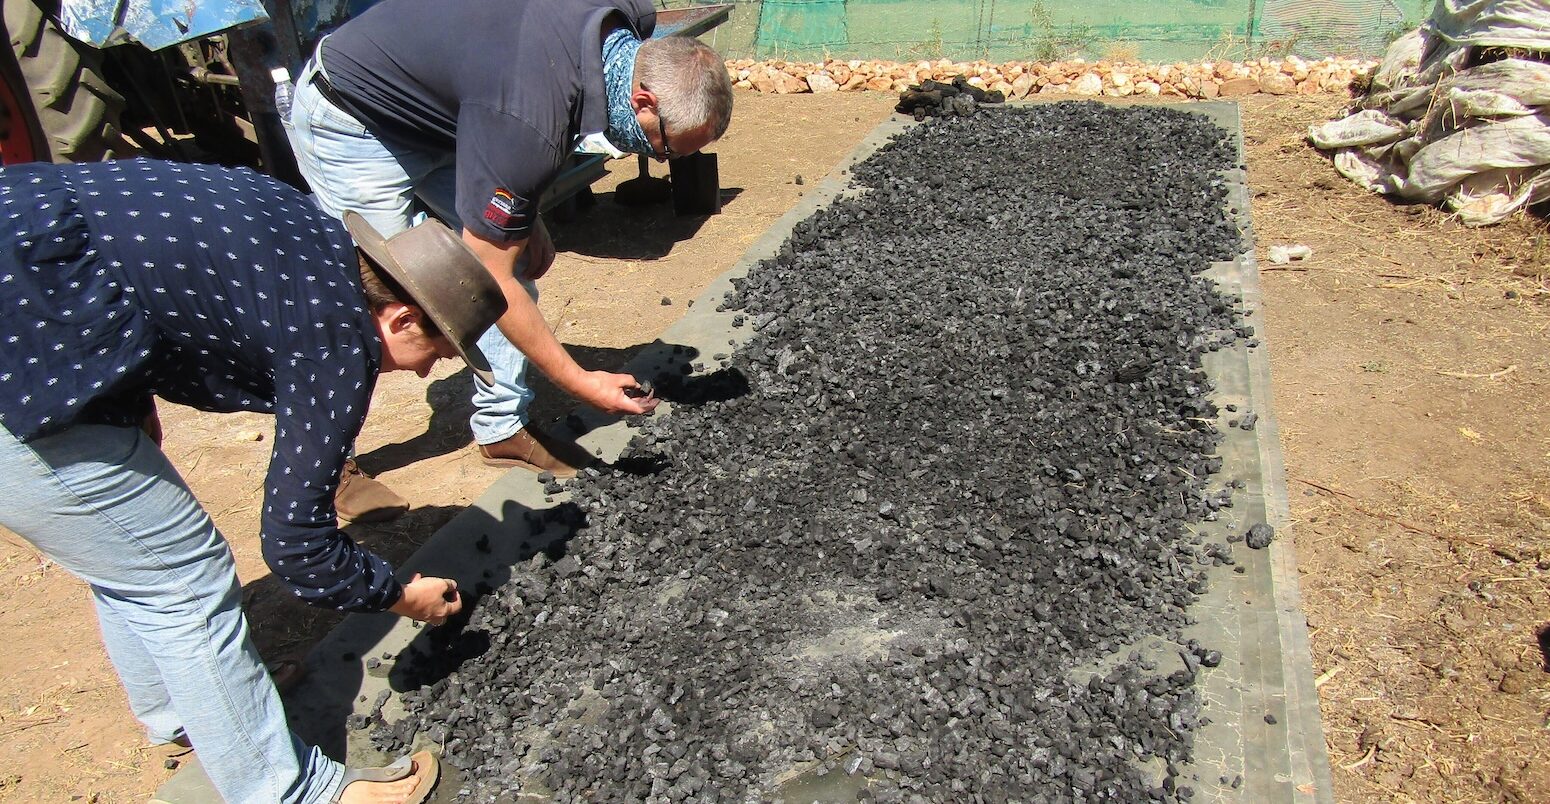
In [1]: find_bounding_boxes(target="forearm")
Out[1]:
[259,517,405,612]
[459,227,657,415]
[462,228,587,394]
[494,282,586,393]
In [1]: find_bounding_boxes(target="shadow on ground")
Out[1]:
[549,186,744,260]
[240,504,469,657]
[357,337,730,474]
[276,497,589,760]
[356,343,654,474]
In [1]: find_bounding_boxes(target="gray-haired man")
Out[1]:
[286,0,733,517]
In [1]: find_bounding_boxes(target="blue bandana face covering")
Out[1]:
[602,27,654,155]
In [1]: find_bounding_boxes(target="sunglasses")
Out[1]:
[656,112,674,161]
[642,83,674,161]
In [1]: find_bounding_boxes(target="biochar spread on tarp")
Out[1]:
[374,103,1249,801]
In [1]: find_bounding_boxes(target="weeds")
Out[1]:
[1023,0,1093,62]
[1103,41,1140,63]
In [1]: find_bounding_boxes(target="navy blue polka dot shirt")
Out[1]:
[0,159,403,613]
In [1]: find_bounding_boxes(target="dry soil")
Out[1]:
[0,90,1546,803]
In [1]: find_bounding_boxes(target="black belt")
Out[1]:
[307,68,360,120]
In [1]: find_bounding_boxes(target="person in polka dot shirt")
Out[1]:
[0,158,507,803]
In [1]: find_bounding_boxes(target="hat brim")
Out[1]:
[344,212,501,386]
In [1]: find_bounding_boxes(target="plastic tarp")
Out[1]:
[1308,0,1550,225]
[56,0,271,49]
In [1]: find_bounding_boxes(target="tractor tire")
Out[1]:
[2,0,123,163]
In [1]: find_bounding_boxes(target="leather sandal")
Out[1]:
[150,734,194,761]
[331,750,439,804]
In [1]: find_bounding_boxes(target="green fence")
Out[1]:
[674,0,1430,62]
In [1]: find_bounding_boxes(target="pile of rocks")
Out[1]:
[727,55,1376,98]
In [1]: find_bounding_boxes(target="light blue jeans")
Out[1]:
[286,50,535,444]
[0,423,346,804]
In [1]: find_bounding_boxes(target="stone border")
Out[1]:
[729,55,1376,99]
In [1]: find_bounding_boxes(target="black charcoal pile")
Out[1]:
[375,103,1251,802]
[895,76,1007,120]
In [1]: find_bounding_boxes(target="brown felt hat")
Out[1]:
[344,212,507,385]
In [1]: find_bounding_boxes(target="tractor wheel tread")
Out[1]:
[3,0,122,162]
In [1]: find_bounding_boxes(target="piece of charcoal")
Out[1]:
[1245,523,1276,549]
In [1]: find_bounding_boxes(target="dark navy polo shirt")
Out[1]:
[319,0,655,243]
[0,159,403,613]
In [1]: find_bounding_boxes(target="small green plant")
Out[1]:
[1360,361,1390,373]
[1022,1,1094,62]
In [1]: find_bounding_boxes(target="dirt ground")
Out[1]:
[1,89,1546,802]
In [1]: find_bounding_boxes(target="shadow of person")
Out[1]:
[356,341,659,475]
[275,495,589,760]
[240,504,472,661]
[547,186,745,260]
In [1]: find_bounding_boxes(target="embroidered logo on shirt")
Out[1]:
[482,188,522,229]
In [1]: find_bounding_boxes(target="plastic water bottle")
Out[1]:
[271,66,294,121]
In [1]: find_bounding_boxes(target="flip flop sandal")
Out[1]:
[150,734,194,760]
[331,750,439,804]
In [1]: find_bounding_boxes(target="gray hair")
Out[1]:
[633,35,733,140]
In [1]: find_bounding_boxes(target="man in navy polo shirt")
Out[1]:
[287,0,733,505]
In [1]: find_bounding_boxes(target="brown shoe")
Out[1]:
[335,459,408,523]
[477,427,593,477]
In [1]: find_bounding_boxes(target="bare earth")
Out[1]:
[1,89,1546,803]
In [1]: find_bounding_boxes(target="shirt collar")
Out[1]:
[578,8,649,137]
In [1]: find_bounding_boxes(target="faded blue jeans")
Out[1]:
[286,48,535,444]
[0,423,346,804]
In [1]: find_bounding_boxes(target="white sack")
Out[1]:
[1308,109,1411,148]
[1308,0,1550,225]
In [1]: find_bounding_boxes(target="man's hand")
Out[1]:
[575,371,660,416]
[518,217,556,282]
[388,573,461,626]
[140,401,163,447]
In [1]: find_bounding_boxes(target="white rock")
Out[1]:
[1071,73,1103,95]
[807,73,840,93]
[1111,71,1130,87]
[1268,244,1312,264]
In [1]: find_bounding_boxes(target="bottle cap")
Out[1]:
[270,66,291,83]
